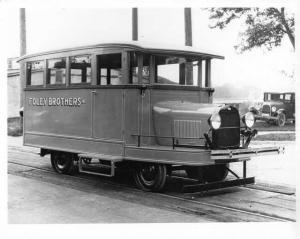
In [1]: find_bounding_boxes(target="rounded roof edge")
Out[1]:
[18,41,225,62]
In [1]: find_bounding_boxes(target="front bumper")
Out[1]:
[256,113,278,121]
[211,146,284,163]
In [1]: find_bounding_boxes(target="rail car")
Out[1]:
[19,42,282,192]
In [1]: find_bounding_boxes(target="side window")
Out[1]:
[155,55,197,85]
[47,58,66,85]
[70,55,91,84]
[285,94,291,101]
[26,61,44,86]
[280,94,284,100]
[130,52,150,84]
[97,53,122,85]
[156,56,181,84]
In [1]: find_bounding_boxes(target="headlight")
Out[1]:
[243,112,255,128]
[271,106,276,112]
[209,113,221,129]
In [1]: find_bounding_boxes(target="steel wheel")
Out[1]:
[133,163,167,192]
[276,113,286,127]
[51,152,76,175]
[186,164,228,183]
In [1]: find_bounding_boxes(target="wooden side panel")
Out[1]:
[24,89,92,137]
[124,89,139,145]
[93,89,123,140]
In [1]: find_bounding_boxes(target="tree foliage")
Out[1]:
[208,8,295,52]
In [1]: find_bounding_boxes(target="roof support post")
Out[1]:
[121,51,130,84]
[179,63,186,85]
[197,60,202,87]
[65,57,70,87]
[91,55,97,85]
[149,55,156,84]
[137,53,143,84]
[185,61,193,85]
[205,59,211,88]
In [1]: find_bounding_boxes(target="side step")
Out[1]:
[78,153,123,177]
[182,177,255,193]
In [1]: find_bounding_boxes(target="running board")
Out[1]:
[78,153,123,177]
[182,177,255,193]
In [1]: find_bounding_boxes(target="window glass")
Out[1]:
[155,55,197,85]
[27,61,44,86]
[280,94,284,100]
[285,94,291,100]
[70,55,91,84]
[98,53,122,85]
[47,58,66,85]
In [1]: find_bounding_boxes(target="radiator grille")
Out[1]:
[174,120,202,138]
[261,105,271,114]
[212,107,240,149]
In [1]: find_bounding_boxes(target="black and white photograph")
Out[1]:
[1,0,299,238]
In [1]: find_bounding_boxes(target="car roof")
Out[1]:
[264,92,295,94]
[18,41,225,61]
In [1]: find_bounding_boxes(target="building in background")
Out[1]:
[7,57,20,118]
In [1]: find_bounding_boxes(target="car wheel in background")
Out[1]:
[276,112,286,127]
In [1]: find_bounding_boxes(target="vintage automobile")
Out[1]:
[253,92,295,127]
[19,42,283,192]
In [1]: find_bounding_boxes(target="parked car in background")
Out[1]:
[251,92,295,127]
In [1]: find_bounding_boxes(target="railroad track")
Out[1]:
[8,145,296,195]
[8,154,296,222]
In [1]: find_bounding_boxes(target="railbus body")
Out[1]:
[19,42,282,192]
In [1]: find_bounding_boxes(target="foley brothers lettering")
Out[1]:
[28,97,85,107]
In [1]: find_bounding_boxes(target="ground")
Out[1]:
[7,134,296,223]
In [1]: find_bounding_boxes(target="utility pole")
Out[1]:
[19,8,26,108]
[184,8,193,85]
[132,8,138,41]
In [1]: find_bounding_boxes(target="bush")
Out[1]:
[7,117,23,136]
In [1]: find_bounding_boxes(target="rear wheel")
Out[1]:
[51,152,76,175]
[133,163,167,192]
[276,112,286,127]
[186,164,229,183]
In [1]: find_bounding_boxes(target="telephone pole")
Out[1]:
[19,8,26,108]
[132,8,138,41]
[184,8,193,85]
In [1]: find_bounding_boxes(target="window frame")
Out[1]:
[26,60,45,87]
[69,54,92,85]
[46,57,67,87]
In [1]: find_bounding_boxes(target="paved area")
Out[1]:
[8,174,206,223]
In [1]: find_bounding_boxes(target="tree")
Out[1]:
[208,8,295,52]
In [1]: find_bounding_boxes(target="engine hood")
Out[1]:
[152,101,225,146]
[263,101,284,107]
[153,101,222,116]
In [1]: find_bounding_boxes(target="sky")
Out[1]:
[3,8,296,98]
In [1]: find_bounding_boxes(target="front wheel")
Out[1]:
[51,152,76,175]
[276,112,286,127]
[133,163,167,192]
